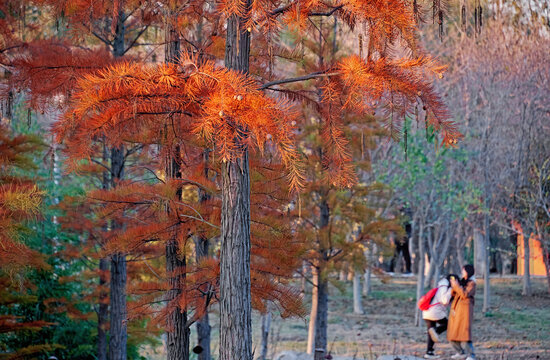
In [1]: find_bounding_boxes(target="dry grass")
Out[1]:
[140,276,550,360]
[258,276,550,360]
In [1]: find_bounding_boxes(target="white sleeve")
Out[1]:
[440,286,452,306]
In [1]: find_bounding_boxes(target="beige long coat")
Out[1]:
[447,279,476,342]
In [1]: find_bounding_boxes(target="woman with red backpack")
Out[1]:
[421,274,455,359]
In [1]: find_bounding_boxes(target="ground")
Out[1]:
[141,276,550,360]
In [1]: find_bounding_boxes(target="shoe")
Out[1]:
[424,353,440,359]
[451,354,465,359]
[428,327,440,342]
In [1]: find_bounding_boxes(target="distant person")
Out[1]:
[448,264,477,360]
[422,275,454,359]
[389,220,412,274]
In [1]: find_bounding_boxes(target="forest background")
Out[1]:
[0,0,549,359]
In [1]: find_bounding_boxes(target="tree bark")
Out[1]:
[313,199,330,353]
[455,223,465,273]
[195,232,211,360]
[97,141,109,360]
[107,11,128,358]
[165,148,189,360]
[1,90,13,122]
[363,243,372,297]
[219,3,253,359]
[314,349,325,360]
[166,238,190,360]
[109,144,127,360]
[474,228,486,278]
[424,227,436,289]
[301,262,307,298]
[219,154,252,360]
[414,223,425,326]
[97,257,108,360]
[259,310,272,360]
[306,265,319,354]
[314,276,328,356]
[522,225,531,296]
[363,270,371,297]
[542,243,550,294]
[163,11,191,360]
[353,272,364,314]
[483,212,490,313]
[109,252,127,360]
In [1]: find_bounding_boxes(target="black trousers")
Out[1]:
[425,318,448,353]
[390,239,411,273]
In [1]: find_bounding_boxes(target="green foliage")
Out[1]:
[377,119,482,223]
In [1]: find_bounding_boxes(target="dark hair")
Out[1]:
[463,264,475,279]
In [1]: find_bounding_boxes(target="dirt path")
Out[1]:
[259,276,550,360]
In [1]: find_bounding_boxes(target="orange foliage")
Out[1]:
[9,41,115,110]
[55,59,305,191]
[0,126,46,272]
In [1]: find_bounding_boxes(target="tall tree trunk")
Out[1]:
[301,262,307,297]
[219,154,252,360]
[409,215,418,274]
[424,255,436,289]
[97,141,109,360]
[424,226,437,289]
[455,223,464,273]
[363,243,372,296]
[353,272,364,314]
[456,233,465,271]
[166,238,189,360]
[522,225,531,296]
[109,253,127,360]
[434,228,451,281]
[164,148,189,360]
[108,12,128,360]
[306,266,319,355]
[313,200,330,355]
[195,232,211,360]
[483,212,490,312]
[541,243,550,294]
[1,90,13,123]
[414,223,425,326]
[109,145,127,360]
[259,310,272,360]
[195,149,211,360]
[314,277,328,358]
[219,2,253,359]
[474,228,486,278]
[97,257,108,360]
[163,11,191,360]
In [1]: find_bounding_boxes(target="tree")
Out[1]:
[377,121,481,324]
[284,21,400,350]
[3,1,160,356]
[428,10,550,301]
[0,124,54,359]
[46,1,458,359]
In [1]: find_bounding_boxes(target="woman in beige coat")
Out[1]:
[448,264,476,360]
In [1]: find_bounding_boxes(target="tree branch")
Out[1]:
[308,5,344,16]
[91,30,112,47]
[259,71,338,90]
[123,26,149,55]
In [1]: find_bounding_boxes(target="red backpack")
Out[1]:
[417,287,440,311]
